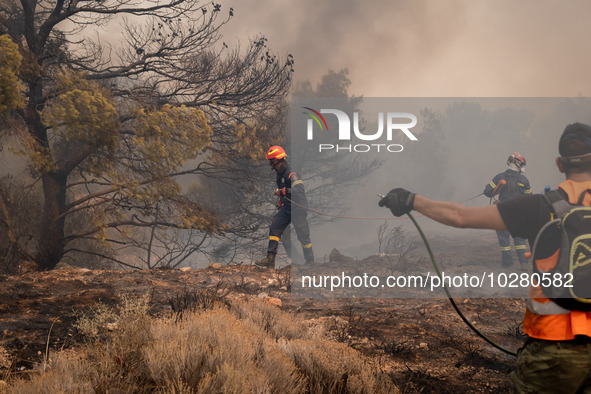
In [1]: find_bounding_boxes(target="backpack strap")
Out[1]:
[544,190,572,218]
[576,189,591,205]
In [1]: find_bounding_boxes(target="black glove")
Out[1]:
[378,188,416,217]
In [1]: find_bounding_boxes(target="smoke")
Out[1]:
[289,97,591,260]
[212,0,591,260]
[15,0,591,265]
[221,0,591,97]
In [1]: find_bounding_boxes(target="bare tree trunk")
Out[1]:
[0,191,21,274]
[22,80,68,271]
[36,171,67,271]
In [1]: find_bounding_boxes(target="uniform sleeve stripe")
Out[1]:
[292,180,303,186]
[269,236,280,242]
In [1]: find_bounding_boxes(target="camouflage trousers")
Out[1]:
[510,337,591,393]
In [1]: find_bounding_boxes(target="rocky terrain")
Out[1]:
[0,240,527,393]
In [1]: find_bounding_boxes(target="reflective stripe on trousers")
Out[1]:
[526,299,570,315]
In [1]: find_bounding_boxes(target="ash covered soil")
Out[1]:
[0,232,528,393]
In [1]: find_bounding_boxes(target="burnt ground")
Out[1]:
[0,232,528,393]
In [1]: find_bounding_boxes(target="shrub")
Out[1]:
[283,339,397,393]
[7,295,397,393]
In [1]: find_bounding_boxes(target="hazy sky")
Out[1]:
[221,0,591,97]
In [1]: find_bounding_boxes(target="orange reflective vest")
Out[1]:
[523,179,591,340]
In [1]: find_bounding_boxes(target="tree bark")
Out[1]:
[23,78,68,271]
[36,171,67,270]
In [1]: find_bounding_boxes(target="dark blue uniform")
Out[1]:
[483,169,532,269]
[267,165,314,263]
[483,169,532,202]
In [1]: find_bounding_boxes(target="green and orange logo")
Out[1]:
[302,107,329,133]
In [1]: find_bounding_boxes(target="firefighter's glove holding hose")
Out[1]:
[378,188,416,217]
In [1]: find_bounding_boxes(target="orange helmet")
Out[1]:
[507,152,526,169]
[266,146,287,160]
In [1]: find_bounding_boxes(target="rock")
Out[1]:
[208,262,222,269]
[18,260,38,274]
[329,248,354,263]
[264,296,282,308]
[257,292,269,299]
[179,267,191,272]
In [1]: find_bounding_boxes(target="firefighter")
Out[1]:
[255,146,315,268]
[379,123,591,393]
[483,152,532,270]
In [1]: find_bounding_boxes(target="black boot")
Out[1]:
[255,252,276,269]
[303,246,315,264]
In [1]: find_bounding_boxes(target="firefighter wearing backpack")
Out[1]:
[255,146,315,269]
[378,122,591,393]
[483,153,532,270]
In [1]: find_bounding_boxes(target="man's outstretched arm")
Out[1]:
[413,195,507,231]
[379,188,508,231]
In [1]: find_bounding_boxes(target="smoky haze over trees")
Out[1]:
[291,69,381,225]
[2,0,589,272]
[291,97,591,260]
[0,0,294,271]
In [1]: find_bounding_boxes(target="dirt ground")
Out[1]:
[0,232,528,393]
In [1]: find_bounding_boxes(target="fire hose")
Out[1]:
[284,193,518,357]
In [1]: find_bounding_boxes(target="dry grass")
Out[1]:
[4,351,95,394]
[283,340,396,394]
[6,292,398,393]
[145,306,306,393]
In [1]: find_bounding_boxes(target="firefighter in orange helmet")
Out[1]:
[255,146,315,268]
